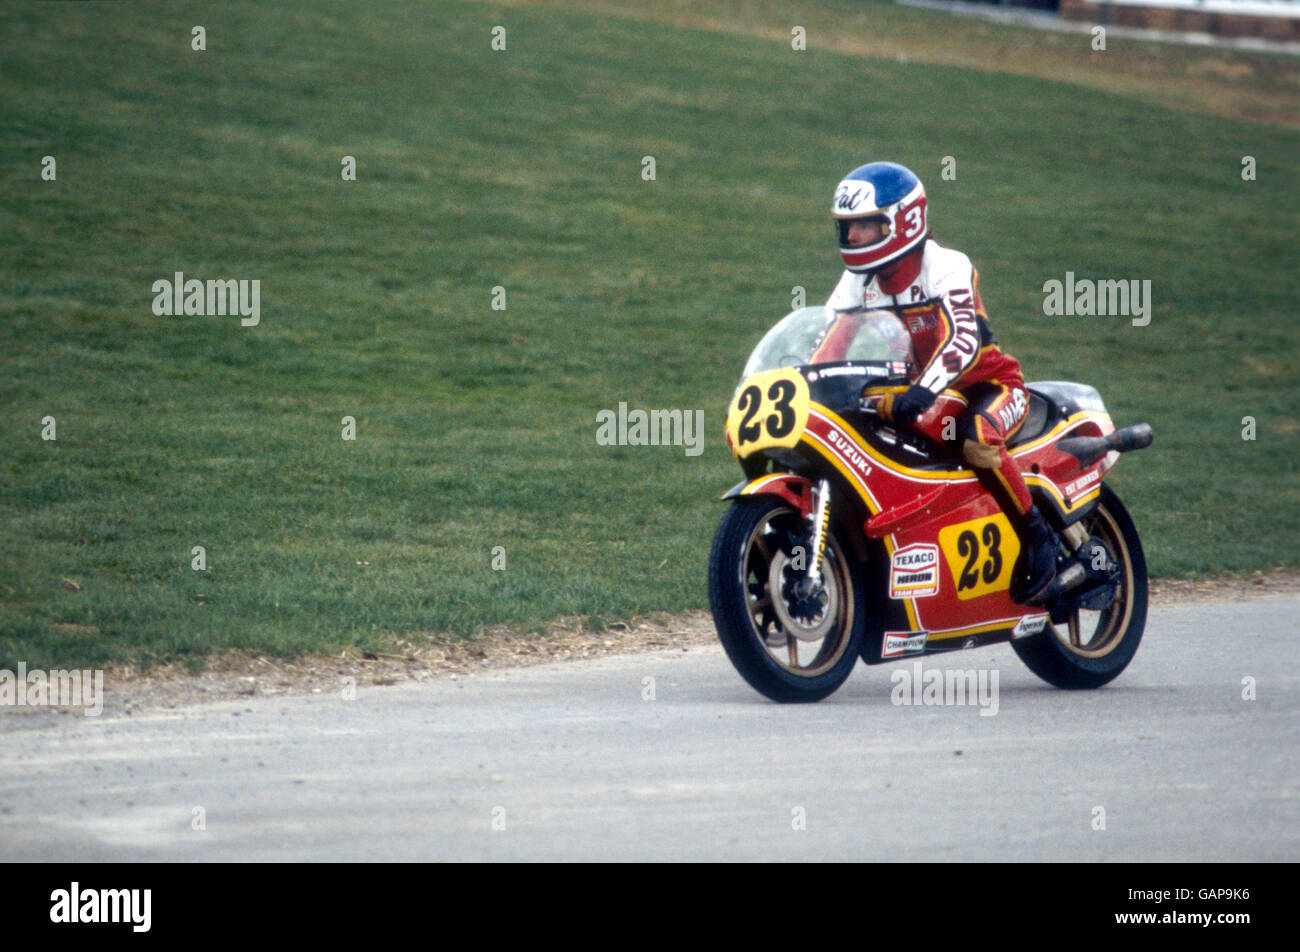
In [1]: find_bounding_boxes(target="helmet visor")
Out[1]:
[836,214,891,249]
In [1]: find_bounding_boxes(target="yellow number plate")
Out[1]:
[726,368,811,458]
[938,513,1021,600]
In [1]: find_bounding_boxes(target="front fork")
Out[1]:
[803,479,832,590]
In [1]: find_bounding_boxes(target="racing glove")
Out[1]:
[887,384,937,426]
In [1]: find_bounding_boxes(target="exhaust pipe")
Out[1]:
[1108,423,1153,453]
[1058,423,1153,467]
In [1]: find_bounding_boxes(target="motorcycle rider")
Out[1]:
[814,161,1059,604]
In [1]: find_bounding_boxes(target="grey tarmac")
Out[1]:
[1,596,1296,861]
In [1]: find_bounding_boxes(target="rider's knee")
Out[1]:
[961,439,1002,469]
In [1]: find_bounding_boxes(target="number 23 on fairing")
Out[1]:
[725,368,810,454]
[938,513,1021,601]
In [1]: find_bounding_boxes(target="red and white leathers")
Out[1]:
[814,239,1035,516]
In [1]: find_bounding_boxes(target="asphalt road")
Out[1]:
[2,596,1297,861]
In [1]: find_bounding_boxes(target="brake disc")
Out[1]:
[767,549,839,642]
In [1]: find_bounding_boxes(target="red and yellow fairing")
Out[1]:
[724,370,1116,644]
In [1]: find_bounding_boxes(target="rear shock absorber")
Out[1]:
[1061,524,1088,551]
[1056,523,1109,593]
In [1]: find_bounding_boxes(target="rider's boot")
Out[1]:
[1015,505,1060,606]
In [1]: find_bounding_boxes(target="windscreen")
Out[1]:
[740,307,912,381]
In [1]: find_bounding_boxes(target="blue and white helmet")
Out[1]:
[831,162,928,273]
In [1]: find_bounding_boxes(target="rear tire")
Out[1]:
[1011,484,1147,688]
[708,495,865,702]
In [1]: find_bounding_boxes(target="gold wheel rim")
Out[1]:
[1051,502,1135,659]
[741,509,855,678]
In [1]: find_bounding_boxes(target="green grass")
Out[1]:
[1,0,1296,670]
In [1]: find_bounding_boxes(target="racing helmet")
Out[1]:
[831,162,928,274]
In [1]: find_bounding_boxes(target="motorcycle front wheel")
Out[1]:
[1011,484,1148,689]
[708,495,866,703]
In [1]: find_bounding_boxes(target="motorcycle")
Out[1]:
[708,306,1154,702]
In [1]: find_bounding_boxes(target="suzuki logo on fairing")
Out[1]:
[826,428,872,478]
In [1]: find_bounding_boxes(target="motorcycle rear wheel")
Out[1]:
[708,495,866,702]
[1012,484,1148,688]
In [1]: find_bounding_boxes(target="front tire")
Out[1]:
[1011,484,1148,688]
[708,495,866,702]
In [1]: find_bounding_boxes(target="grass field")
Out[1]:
[1,0,1297,671]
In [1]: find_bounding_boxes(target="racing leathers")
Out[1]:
[814,239,1058,603]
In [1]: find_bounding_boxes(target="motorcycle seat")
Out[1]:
[1007,390,1055,448]
[1008,381,1107,448]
